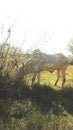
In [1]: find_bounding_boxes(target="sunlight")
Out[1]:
[0,0,73,56]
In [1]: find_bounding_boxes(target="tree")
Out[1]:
[67,38,73,55]
[67,38,73,64]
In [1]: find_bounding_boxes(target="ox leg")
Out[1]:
[62,68,66,86]
[54,69,60,86]
[32,73,37,85]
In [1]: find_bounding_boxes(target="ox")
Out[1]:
[17,49,69,86]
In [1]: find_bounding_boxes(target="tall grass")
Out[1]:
[0,82,73,130]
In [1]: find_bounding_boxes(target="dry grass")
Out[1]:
[66,65,73,86]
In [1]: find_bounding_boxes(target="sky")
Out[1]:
[0,0,73,55]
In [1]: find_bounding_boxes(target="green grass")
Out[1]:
[1,84,73,130]
[25,65,73,89]
[0,65,73,130]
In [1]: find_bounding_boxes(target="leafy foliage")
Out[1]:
[67,39,73,64]
[67,39,73,55]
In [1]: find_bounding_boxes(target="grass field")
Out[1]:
[25,65,73,89]
[0,65,73,130]
[25,65,73,130]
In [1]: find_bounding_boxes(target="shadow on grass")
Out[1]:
[22,84,73,115]
[0,80,73,115]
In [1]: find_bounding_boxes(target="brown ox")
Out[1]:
[17,49,69,86]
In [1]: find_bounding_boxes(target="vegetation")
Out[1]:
[67,38,73,55]
[0,25,73,130]
[67,38,73,64]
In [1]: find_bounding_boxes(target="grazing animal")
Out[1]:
[17,49,69,86]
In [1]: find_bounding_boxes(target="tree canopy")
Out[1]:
[67,39,73,55]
